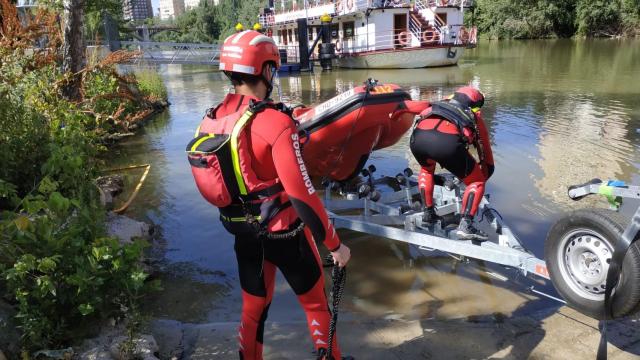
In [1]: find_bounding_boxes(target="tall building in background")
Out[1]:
[122,0,154,21]
[159,0,186,20]
[184,0,219,9]
[184,0,201,10]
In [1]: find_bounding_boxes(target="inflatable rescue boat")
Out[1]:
[294,82,429,181]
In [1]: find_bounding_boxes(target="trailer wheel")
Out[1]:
[545,209,640,319]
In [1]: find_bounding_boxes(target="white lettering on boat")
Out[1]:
[313,88,357,118]
[291,133,315,195]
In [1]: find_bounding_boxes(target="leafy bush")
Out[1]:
[0,59,51,199]
[1,187,152,349]
[575,0,623,36]
[135,69,168,102]
[472,0,639,39]
[0,2,162,353]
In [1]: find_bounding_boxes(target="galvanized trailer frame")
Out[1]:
[322,168,552,282]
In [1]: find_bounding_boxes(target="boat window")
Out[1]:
[343,21,355,38]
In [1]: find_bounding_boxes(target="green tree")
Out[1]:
[575,0,623,36]
[149,0,267,43]
[471,0,638,38]
[154,2,220,43]
[214,0,240,41]
[621,0,640,35]
[237,0,264,33]
[84,0,123,42]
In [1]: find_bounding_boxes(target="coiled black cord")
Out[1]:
[319,254,347,360]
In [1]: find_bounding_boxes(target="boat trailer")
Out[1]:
[322,165,640,320]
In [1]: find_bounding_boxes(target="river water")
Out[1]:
[108,39,640,325]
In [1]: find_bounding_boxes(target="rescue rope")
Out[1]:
[241,200,306,240]
[319,254,347,360]
[101,164,151,214]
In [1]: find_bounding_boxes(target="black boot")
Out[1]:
[456,215,488,241]
[422,206,442,226]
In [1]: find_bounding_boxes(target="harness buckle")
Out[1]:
[248,99,270,113]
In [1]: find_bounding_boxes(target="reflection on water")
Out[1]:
[109,39,640,324]
[536,96,636,208]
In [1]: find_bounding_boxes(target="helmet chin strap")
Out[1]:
[272,68,282,102]
[262,64,280,101]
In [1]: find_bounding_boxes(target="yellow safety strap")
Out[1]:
[471,107,481,113]
[230,109,256,196]
[189,134,216,153]
[194,125,201,137]
[221,215,262,222]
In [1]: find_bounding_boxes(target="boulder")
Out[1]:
[149,319,185,360]
[96,175,125,209]
[79,348,112,360]
[109,335,159,360]
[106,213,153,245]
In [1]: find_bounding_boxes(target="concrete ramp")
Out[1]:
[149,306,640,359]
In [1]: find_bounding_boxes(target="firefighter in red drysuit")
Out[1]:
[409,87,494,241]
[195,30,353,360]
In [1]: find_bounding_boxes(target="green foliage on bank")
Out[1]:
[1,6,163,353]
[153,0,265,43]
[135,69,169,102]
[472,0,640,39]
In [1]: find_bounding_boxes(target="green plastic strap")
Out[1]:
[598,185,622,208]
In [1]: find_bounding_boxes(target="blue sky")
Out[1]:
[151,0,160,15]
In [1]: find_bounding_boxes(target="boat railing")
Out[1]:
[259,13,276,28]
[272,0,411,20]
[278,26,474,61]
[409,16,423,42]
[333,28,442,55]
[426,0,474,7]
[446,24,477,46]
[367,0,411,9]
[278,44,301,63]
[273,1,337,23]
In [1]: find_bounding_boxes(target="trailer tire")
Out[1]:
[545,208,640,319]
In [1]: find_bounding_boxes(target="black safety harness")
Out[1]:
[415,99,486,164]
[196,99,306,239]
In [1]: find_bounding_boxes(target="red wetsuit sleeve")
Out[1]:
[271,124,341,251]
[476,114,494,166]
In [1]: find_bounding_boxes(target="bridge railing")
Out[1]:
[120,41,220,49]
[119,41,221,65]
